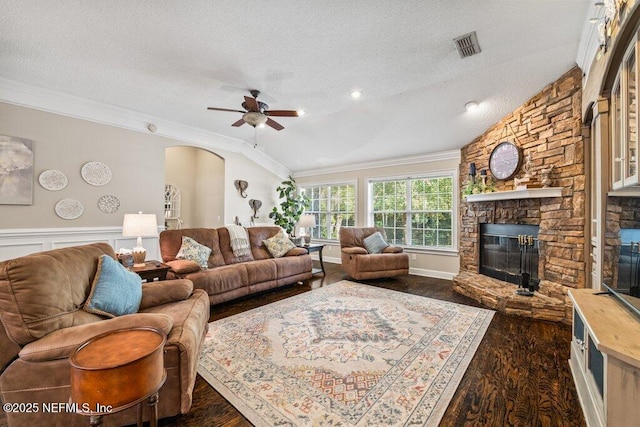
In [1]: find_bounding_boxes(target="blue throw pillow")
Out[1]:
[363,231,389,254]
[84,255,143,318]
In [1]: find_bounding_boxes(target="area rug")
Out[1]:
[198,280,494,426]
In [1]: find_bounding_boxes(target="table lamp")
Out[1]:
[298,214,316,245]
[122,212,158,267]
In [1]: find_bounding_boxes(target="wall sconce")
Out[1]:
[234,180,248,198]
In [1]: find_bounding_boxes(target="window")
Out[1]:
[301,183,356,240]
[369,175,454,248]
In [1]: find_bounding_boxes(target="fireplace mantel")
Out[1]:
[464,187,563,202]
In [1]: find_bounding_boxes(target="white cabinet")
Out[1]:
[612,32,640,189]
[569,289,640,426]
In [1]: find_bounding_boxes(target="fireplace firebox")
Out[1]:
[479,223,539,288]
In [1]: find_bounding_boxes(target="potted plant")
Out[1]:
[269,176,309,239]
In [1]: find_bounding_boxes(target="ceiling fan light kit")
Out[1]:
[207,90,299,131]
[242,111,268,127]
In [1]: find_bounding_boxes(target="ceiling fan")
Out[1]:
[207,90,299,131]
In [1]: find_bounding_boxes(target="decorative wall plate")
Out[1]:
[97,195,120,213]
[55,198,84,220]
[38,169,68,191]
[81,161,112,186]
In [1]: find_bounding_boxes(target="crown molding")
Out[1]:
[0,77,291,179]
[293,149,461,178]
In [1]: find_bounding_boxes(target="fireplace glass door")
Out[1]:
[480,224,539,285]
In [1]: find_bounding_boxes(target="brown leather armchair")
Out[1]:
[339,227,409,280]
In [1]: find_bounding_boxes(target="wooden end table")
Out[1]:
[301,243,326,275]
[130,261,170,282]
[69,327,166,427]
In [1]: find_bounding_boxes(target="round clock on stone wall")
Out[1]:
[489,141,522,180]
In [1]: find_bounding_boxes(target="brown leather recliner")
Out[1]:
[0,243,210,426]
[339,227,409,280]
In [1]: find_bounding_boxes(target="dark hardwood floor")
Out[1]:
[159,262,586,427]
[0,262,585,427]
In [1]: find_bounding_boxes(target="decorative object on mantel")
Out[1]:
[234,180,248,198]
[38,169,68,191]
[81,161,112,186]
[0,134,34,205]
[97,195,121,214]
[540,165,555,188]
[462,171,496,196]
[55,198,84,220]
[248,199,262,219]
[513,150,538,190]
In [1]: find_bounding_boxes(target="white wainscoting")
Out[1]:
[0,227,161,262]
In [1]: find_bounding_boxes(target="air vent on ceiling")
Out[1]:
[453,31,481,58]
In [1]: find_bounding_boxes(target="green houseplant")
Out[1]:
[269,176,309,236]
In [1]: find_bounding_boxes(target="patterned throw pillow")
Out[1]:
[263,230,296,258]
[363,231,389,254]
[176,236,211,268]
[84,255,143,318]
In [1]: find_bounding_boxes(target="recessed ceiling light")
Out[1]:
[465,101,479,112]
[589,17,600,23]
[297,109,306,116]
[350,90,364,99]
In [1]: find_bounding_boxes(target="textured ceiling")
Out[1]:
[0,1,592,173]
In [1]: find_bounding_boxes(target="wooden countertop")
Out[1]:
[569,289,640,369]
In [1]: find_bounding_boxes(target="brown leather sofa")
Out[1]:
[160,226,313,305]
[0,243,209,427]
[339,227,409,280]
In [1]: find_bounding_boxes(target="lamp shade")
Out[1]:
[122,213,158,238]
[298,214,316,228]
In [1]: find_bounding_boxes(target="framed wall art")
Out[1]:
[0,135,34,205]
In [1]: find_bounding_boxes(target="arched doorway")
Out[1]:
[164,146,225,229]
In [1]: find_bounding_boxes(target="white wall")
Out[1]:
[165,146,225,229]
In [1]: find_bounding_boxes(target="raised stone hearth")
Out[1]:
[453,271,572,324]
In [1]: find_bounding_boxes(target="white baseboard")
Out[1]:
[311,254,456,280]
[409,267,457,280]
[0,227,161,262]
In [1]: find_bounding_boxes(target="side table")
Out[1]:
[301,243,325,275]
[69,327,166,427]
[130,261,170,282]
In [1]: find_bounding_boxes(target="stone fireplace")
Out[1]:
[453,67,586,324]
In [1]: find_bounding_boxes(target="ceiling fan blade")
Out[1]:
[266,118,284,131]
[244,96,260,112]
[231,118,246,127]
[207,107,245,113]
[265,110,299,117]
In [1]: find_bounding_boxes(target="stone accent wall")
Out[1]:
[454,67,586,323]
